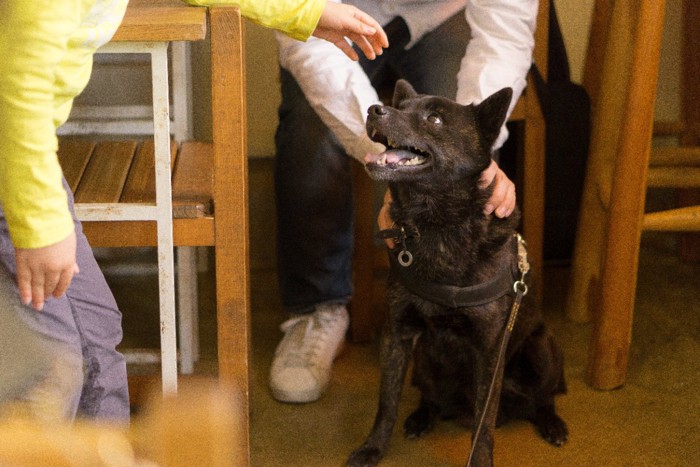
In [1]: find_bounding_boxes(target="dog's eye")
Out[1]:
[427,113,442,125]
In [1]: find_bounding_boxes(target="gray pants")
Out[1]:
[0,179,129,422]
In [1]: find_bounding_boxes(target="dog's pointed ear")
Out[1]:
[474,87,513,147]
[392,79,418,107]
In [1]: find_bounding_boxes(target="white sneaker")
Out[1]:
[269,304,349,403]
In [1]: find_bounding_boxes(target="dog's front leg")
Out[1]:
[347,327,414,467]
[467,349,506,467]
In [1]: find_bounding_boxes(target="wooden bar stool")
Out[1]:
[565,0,671,390]
[58,1,250,461]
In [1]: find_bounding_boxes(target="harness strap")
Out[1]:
[385,234,522,308]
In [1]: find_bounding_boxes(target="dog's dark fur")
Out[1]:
[347,80,568,467]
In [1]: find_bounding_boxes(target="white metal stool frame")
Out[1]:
[73,41,178,393]
[59,41,200,377]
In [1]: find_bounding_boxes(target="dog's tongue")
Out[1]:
[365,149,416,165]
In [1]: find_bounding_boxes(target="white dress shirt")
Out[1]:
[277,0,538,161]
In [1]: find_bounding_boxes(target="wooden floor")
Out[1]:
[108,158,700,466]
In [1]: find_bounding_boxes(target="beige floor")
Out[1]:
[110,159,700,466]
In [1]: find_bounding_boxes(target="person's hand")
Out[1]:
[480,159,516,218]
[378,189,396,249]
[313,2,389,61]
[14,231,80,311]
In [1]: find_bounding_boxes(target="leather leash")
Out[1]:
[466,234,529,467]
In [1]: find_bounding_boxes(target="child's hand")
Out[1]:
[480,159,516,218]
[15,232,80,311]
[313,2,389,61]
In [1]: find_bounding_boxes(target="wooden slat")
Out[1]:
[74,141,138,203]
[82,218,215,247]
[644,206,700,230]
[120,140,178,203]
[112,0,207,42]
[653,120,686,137]
[57,139,96,193]
[172,141,214,218]
[650,146,700,166]
[647,167,700,188]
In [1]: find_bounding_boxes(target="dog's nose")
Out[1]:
[369,104,387,116]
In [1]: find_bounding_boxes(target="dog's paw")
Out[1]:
[403,408,433,439]
[534,409,569,447]
[346,445,383,467]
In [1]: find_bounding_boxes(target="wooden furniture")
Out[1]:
[58,0,250,461]
[350,0,550,341]
[658,0,700,261]
[565,0,669,390]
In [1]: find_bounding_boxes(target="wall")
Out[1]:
[243,23,281,158]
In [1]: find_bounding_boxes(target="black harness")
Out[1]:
[379,227,527,308]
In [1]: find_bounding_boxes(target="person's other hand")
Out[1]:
[15,231,79,311]
[480,159,516,218]
[313,2,389,61]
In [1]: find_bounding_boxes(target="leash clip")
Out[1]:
[513,233,529,296]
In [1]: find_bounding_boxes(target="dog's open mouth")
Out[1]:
[365,130,431,171]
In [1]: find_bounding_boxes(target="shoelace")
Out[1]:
[278,312,338,368]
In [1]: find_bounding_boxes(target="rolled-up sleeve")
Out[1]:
[182,0,326,41]
[277,32,385,161]
[456,0,538,149]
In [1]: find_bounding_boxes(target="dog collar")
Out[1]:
[381,232,529,308]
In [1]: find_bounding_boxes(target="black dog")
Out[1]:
[347,80,568,467]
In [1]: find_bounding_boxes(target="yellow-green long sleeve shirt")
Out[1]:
[0,0,128,249]
[181,0,325,41]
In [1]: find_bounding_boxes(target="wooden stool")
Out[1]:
[58,1,250,461]
[565,0,674,390]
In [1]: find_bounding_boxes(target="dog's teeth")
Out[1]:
[403,155,426,166]
[370,129,377,139]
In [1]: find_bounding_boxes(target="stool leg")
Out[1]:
[151,43,177,394]
[177,247,199,375]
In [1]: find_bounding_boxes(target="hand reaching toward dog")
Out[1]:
[313,2,389,61]
[377,159,516,248]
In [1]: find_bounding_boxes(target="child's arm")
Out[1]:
[182,0,388,60]
[0,2,83,311]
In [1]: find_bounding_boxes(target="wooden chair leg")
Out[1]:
[520,92,545,305]
[350,162,379,343]
[210,7,250,464]
[585,0,666,390]
[565,163,609,324]
[566,0,638,325]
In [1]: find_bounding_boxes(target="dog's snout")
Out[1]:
[369,104,388,116]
